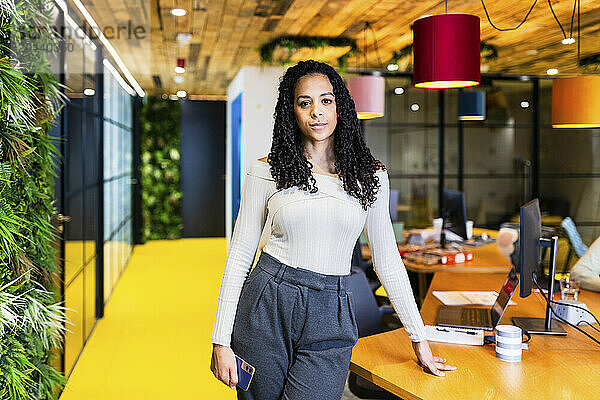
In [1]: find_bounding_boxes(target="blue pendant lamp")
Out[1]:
[457,91,486,121]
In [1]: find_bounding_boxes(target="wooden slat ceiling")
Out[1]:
[77,0,600,97]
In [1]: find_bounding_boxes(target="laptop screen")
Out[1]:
[491,267,519,327]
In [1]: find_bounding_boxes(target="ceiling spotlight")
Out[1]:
[174,66,185,74]
[547,68,559,75]
[387,64,399,71]
[176,90,187,98]
[520,101,530,108]
[561,37,575,45]
[394,87,405,95]
[171,8,186,16]
[526,49,538,55]
[174,76,184,84]
[83,88,95,96]
[410,103,420,112]
[176,33,193,44]
[480,64,490,73]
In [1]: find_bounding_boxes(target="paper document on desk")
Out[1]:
[433,291,517,306]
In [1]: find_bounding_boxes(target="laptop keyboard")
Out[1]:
[461,308,487,326]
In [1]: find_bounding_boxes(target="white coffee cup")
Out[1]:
[433,218,443,241]
[495,325,522,362]
[466,220,473,240]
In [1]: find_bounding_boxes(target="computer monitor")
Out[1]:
[512,198,566,335]
[518,198,541,298]
[442,189,468,240]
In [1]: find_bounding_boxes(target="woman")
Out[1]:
[211,60,455,399]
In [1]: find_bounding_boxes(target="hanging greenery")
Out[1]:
[0,0,68,398]
[480,42,499,62]
[139,97,182,242]
[258,36,358,72]
[388,44,413,70]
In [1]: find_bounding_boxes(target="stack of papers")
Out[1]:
[433,291,517,306]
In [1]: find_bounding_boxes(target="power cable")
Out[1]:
[533,273,600,345]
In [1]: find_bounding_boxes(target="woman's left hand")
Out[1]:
[411,340,457,377]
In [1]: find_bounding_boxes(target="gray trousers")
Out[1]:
[231,251,359,400]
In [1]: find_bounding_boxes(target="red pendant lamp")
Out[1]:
[413,14,481,89]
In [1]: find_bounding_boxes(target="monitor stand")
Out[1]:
[439,213,447,249]
[512,317,566,335]
[512,236,567,336]
[532,271,561,295]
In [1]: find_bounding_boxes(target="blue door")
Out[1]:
[231,94,242,233]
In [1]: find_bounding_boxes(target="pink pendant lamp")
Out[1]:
[413,14,481,89]
[348,75,385,119]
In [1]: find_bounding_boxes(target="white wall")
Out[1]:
[226,65,285,244]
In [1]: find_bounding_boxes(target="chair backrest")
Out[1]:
[392,221,404,243]
[359,231,368,246]
[389,189,399,221]
[347,267,382,337]
[561,217,589,258]
[351,238,374,273]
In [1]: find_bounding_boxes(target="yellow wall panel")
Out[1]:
[84,261,96,338]
[64,241,84,284]
[64,272,84,374]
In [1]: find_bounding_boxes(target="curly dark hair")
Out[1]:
[267,60,385,210]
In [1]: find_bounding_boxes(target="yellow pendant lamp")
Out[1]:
[551,0,600,128]
[552,76,600,128]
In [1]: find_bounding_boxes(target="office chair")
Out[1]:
[555,217,589,275]
[351,239,380,293]
[347,267,395,337]
[346,267,402,399]
[561,217,589,258]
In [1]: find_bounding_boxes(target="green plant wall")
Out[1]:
[0,0,68,398]
[139,97,182,241]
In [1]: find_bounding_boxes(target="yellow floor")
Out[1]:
[59,238,237,400]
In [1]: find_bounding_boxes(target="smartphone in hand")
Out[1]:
[235,354,255,391]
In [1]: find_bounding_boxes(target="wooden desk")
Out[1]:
[366,229,513,303]
[351,272,600,400]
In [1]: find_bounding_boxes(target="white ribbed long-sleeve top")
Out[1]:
[211,160,427,346]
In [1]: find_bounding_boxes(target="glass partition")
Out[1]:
[103,60,134,303]
[49,4,136,378]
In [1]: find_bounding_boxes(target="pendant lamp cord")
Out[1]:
[363,22,368,71]
[482,0,577,40]
[360,21,383,70]
[548,0,567,39]
[445,0,447,14]
[366,22,383,67]
[480,0,538,31]
[577,0,580,67]
[569,0,577,39]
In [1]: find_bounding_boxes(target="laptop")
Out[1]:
[435,268,519,330]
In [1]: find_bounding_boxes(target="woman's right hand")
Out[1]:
[210,344,238,390]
